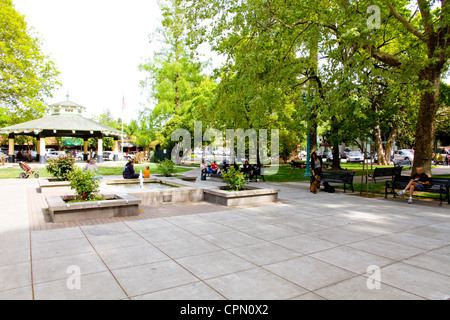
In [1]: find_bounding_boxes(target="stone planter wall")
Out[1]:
[46,193,141,223]
[38,178,72,194]
[203,185,279,206]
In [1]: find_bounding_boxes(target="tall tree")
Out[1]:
[138,0,205,132]
[0,0,60,126]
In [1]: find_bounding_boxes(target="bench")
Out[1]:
[249,166,265,182]
[320,170,356,193]
[368,166,402,184]
[290,161,305,169]
[323,162,333,169]
[385,175,450,206]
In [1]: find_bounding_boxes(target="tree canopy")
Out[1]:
[0,0,60,127]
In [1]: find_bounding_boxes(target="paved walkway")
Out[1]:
[0,170,449,300]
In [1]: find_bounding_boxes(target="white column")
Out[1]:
[97,138,103,163]
[39,136,46,163]
[8,136,15,163]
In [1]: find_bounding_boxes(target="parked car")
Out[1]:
[347,151,364,163]
[125,151,138,159]
[393,149,414,164]
[321,150,333,161]
[103,151,114,161]
[45,151,66,161]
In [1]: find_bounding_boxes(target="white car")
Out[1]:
[347,151,364,163]
[393,149,414,163]
[45,151,66,160]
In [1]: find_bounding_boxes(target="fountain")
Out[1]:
[139,170,144,189]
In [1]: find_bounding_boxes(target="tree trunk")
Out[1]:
[384,128,397,165]
[413,68,441,176]
[332,141,341,169]
[373,124,388,166]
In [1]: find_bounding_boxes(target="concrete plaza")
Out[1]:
[0,169,449,300]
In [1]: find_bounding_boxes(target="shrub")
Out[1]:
[157,158,176,177]
[45,154,75,181]
[222,166,248,191]
[67,167,101,202]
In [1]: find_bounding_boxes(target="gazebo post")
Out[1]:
[8,134,15,163]
[83,139,89,161]
[113,137,119,161]
[39,135,46,164]
[97,137,103,163]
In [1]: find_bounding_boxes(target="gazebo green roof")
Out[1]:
[0,100,123,139]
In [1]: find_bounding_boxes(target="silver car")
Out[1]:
[45,151,66,161]
[393,149,414,163]
[347,151,364,163]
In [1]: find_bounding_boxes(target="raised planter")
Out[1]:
[46,193,141,223]
[38,178,72,194]
[203,185,279,206]
[101,178,204,205]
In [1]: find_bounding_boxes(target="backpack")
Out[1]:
[323,181,335,193]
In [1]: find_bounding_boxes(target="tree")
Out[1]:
[357,1,450,174]
[0,0,60,126]
[184,0,450,175]
[139,0,205,126]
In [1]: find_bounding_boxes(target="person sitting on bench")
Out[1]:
[211,161,219,174]
[397,167,430,204]
[200,159,207,180]
[123,159,140,179]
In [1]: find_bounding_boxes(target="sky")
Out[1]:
[13,0,167,124]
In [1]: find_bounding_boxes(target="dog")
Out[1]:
[310,175,321,194]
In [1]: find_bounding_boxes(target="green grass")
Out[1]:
[0,162,191,179]
[262,163,407,183]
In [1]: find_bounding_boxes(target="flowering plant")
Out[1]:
[221,166,248,191]
[45,154,75,181]
[67,167,101,201]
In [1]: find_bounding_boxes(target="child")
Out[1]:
[143,166,150,178]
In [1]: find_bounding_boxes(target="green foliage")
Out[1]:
[0,0,60,125]
[45,154,75,181]
[157,158,176,176]
[138,0,211,149]
[222,166,248,191]
[67,167,101,202]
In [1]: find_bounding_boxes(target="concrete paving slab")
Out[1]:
[132,281,225,300]
[377,262,450,300]
[175,250,256,280]
[32,252,108,284]
[111,260,199,297]
[205,268,308,300]
[263,256,356,291]
[228,242,302,266]
[33,271,127,300]
[314,275,423,300]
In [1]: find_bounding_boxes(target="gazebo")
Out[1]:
[0,99,124,163]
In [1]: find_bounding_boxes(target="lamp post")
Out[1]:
[303,92,311,177]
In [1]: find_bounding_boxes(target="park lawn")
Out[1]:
[0,163,191,179]
[262,162,401,183]
[334,179,447,202]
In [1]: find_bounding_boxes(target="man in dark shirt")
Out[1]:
[123,159,140,179]
[397,167,430,204]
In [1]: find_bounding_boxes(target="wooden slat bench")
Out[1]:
[320,170,356,193]
[385,175,450,206]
